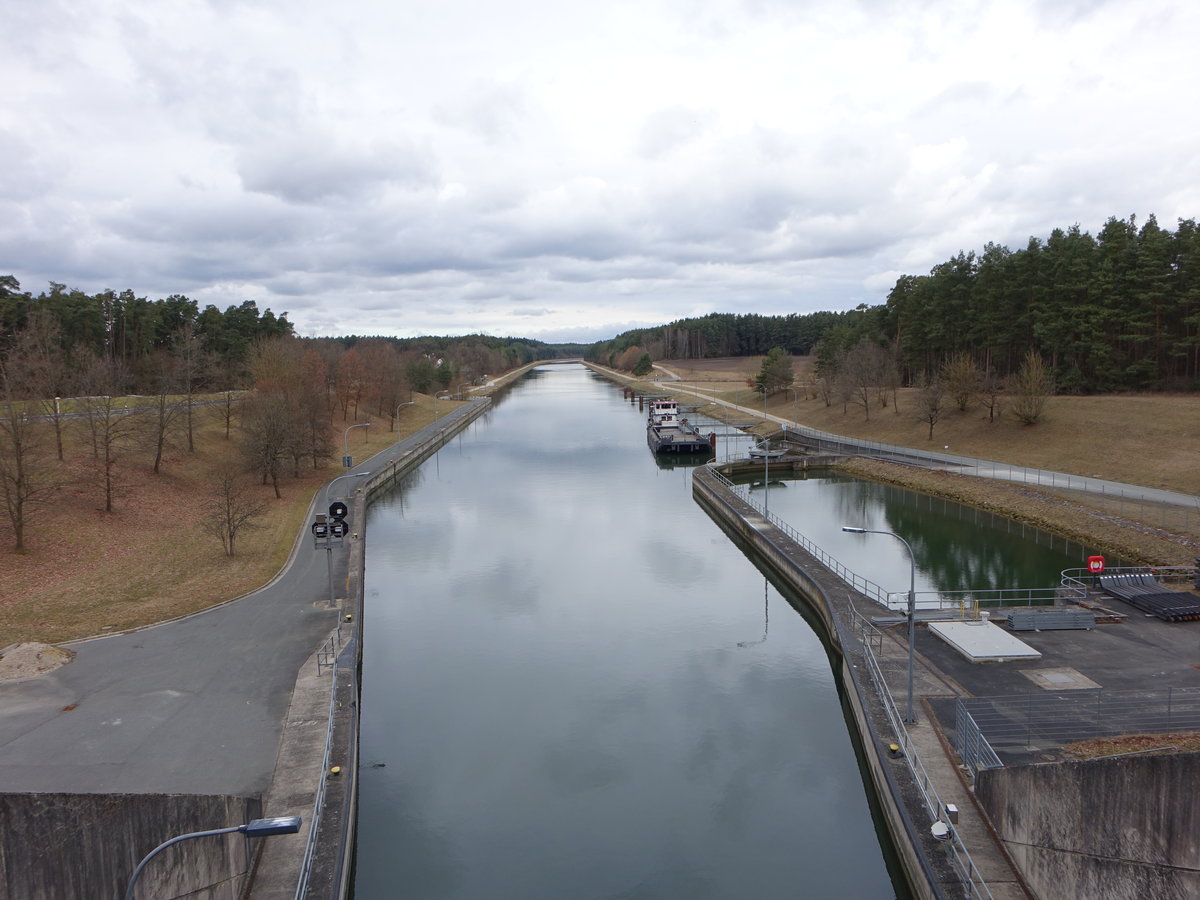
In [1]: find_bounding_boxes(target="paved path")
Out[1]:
[0,401,488,797]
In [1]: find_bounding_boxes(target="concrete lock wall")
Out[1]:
[976,752,1200,900]
[0,792,262,900]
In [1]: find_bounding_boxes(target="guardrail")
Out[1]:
[712,467,1071,615]
[294,632,344,899]
[709,467,897,606]
[848,608,996,899]
[1062,565,1196,591]
[956,686,1200,773]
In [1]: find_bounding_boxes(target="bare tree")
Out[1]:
[335,348,366,421]
[78,356,139,512]
[1010,351,1054,425]
[0,367,57,551]
[172,320,214,452]
[199,466,267,556]
[842,338,889,420]
[941,352,982,412]
[240,392,296,498]
[144,350,185,474]
[979,367,1004,423]
[914,374,947,440]
[10,310,73,460]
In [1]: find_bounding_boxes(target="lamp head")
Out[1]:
[240,816,302,837]
[842,526,866,533]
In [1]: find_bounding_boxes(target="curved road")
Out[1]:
[0,400,488,797]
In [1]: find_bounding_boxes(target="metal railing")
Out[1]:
[713,467,1073,615]
[710,467,896,607]
[781,428,1200,534]
[1062,564,1197,592]
[956,687,1200,772]
[294,633,343,899]
[956,703,1004,778]
[848,607,995,899]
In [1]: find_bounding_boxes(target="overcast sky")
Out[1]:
[4,0,1198,343]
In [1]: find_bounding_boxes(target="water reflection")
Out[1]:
[737,579,769,648]
[742,470,1097,602]
[354,365,902,899]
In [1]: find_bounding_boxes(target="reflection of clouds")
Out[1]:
[357,367,893,895]
[638,540,708,587]
[541,741,627,793]
[450,558,541,617]
[354,774,464,898]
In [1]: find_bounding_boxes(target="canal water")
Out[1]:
[352,364,1081,898]
[740,472,1098,608]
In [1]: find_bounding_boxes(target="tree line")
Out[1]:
[0,318,549,553]
[0,277,293,394]
[589,214,1200,394]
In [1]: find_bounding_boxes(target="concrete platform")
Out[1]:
[928,618,1043,663]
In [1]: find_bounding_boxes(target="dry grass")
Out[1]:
[649,357,1200,563]
[0,393,466,647]
[4,359,1198,648]
[657,357,1200,496]
[649,358,1200,495]
[1063,733,1200,760]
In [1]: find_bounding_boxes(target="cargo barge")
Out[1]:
[646,399,714,455]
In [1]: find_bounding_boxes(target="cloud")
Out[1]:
[3,0,1199,342]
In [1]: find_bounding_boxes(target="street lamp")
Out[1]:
[342,423,370,467]
[393,401,414,435]
[327,470,371,500]
[842,525,918,725]
[434,390,451,422]
[124,816,301,900]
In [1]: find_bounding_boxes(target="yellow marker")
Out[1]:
[330,766,341,776]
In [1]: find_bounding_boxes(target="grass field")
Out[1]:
[2,358,1198,648]
[0,392,468,648]
[617,357,1200,566]
[654,357,1200,496]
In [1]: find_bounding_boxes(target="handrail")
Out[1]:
[848,610,996,898]
[293,651,341,899]
[711,467,1083,614]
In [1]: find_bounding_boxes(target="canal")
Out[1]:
[353,363,1080,898]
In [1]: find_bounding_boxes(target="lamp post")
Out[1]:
[842,525,918,724]
[342,423,370,467]
[327,470,371,500]
[762,388,770,516]
[434,390,450,422]
[124,816,300,900]
[393,401,414,435]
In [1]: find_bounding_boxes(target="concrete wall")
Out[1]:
[0,792,261,900]
[976,752,1200,900]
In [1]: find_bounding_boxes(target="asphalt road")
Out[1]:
[0,401,488,797]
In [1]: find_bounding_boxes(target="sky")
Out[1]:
[3,0,1199,344]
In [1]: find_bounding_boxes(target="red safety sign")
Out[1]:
[1087,555,1105,574]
